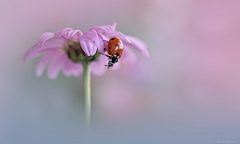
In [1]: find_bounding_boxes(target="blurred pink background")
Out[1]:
[1,0,240,143]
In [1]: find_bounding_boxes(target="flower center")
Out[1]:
[61,40,100,63]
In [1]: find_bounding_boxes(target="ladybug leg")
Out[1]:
[104,48,107,52]
[105,61,114,69]
[103,40,108,43]
[109,63,113,69]
[99,52,111,58]
[105,64,110,69]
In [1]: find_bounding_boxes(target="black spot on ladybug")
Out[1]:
[111,38,115,40]
[109,47,111,49]
[115,44,119,47]
[116,53,120,56]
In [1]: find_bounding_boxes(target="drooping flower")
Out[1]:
[22,28,101,79]
[90,22,149,71]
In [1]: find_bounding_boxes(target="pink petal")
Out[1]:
[79,30,98,41]
[111,62,121,71]
[79,39,97,56]
[98,33,110,41]
[62,55,72,77]
[22,43,40,62]
[54,28,73,37]
[23,37,66,61]
[94,36,105,53]
[91,55,108,76]
[120,48,137,65]
[71,63,83,77]
[36,52,57,77]
[38,32,55,46]
[103,31,131,43]
[79,40,90,56]
[47,52,65,79]
[89,24,114,33]
[64,30,82,40]
[124,35,149,58]
[27,47,58,60]
[111,22,117,31]
[62,55,83,77]
[42,36,67,48]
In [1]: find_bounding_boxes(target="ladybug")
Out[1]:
[100,37,124,69]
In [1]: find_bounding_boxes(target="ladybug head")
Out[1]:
[105,55,119,69]
[110,56,118,64]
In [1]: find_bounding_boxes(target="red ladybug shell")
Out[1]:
[107,37,124,58]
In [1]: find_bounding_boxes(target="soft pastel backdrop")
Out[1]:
[1,0,240,143]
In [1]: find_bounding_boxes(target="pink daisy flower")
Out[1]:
[22,23,149,78]
[22,28,100,79]
[90,22,149,71]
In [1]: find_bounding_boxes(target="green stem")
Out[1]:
[83,62,91,130]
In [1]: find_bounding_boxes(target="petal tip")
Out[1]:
[21,55,26,63]
[36,71,42,77]
[144,51,150,58]
[90,50,97,56]
[36,67,44,77]
[111,22,117,30]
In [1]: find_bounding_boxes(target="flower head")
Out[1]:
[22,23,149,79]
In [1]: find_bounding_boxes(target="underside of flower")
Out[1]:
[61,40,100,63]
